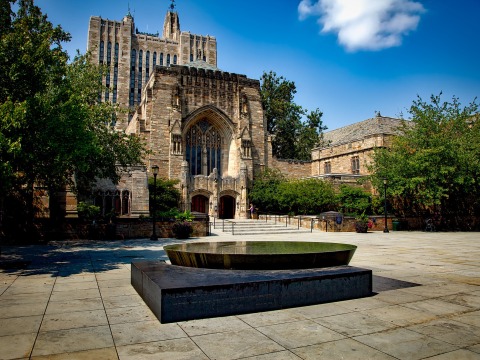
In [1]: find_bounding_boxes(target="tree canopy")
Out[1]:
[0,0,145,235]
[370,94,480,230]
[260,71,327,160]
[249,169,336,215]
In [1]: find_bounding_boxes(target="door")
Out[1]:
[191,195,208,213]
[219,196,235,219]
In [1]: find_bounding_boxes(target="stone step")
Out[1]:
[214,223,301,229]
[227,230,312,236]
[212,219,311,235]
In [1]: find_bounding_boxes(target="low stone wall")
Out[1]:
[258,214,393,232]
[112,219,208,239]
[36,217,209,240]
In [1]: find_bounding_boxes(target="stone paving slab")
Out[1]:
[0,230,479,359]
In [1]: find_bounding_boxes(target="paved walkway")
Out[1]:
[1,228,479,359]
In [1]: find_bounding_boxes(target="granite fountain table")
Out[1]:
[131,241,372,323]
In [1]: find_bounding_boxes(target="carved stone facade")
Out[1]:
[125,64,269,219]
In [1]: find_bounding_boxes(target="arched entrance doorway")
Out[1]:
[191,195,208,214]
[219,195,235,219]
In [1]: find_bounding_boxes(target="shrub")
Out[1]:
[77,202,100,221]
[175,210,193,222]
[172,221,193,239]
[354,212,369,233]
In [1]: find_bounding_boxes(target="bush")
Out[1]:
[354,212,369,233]
[250,170,336,215]
[172,221,193,239]
[175,210,193,222]
[77,202,100,221]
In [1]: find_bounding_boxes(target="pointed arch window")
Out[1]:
[186,120,222,176]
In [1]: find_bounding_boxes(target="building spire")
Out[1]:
[164,0,180,39]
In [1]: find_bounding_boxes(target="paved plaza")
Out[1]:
[1,227,479,359]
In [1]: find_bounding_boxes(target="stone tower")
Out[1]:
[87,5,217,128]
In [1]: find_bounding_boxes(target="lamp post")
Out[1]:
[151,165,159,240]
[383,178,389,233]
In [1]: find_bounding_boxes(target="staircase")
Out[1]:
[213,218,312,236]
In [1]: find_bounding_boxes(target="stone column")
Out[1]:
[180,161,189,212]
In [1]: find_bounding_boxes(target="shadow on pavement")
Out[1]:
[0,238,191,277]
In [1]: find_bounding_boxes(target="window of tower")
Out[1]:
[160,53,163,66]
[138,50,143,103]
[99,41,104,64]
[113,66,118,103]
[131,49,136,71]
[145,50,150,82]
[114,43,119,65]
[129,49,136,107]
[107,41,111,65]
[167,54,170,66]
[105,70,110,101]
[173,54,177,65]
[153,51,157,66]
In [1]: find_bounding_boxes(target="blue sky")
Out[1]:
[34,0,480,130]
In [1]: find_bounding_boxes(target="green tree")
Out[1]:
[296,108,327,160]
[0,1,145,236]
[148,177,181,216]
[370,94,480,229]
[336,184,372,216]
[260,71,326,160]
[248,168,285,213]
[261,71,304,159]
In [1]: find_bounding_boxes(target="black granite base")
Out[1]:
[131,261,372,323]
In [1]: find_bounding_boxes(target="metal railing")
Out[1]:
[256,212,291,227]
[222,219,236,235]
[257,212,321,233]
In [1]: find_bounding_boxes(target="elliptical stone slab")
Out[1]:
[131,261,372,323]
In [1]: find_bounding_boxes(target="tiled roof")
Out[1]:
[322,116,408,147]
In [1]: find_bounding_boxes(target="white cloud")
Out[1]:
[298,0,425,51]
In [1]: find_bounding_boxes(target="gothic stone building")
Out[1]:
[87,8,271,219]
[311,115,404,191]
[85,7,402,220]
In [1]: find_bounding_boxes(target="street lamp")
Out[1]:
[383,178,389,233]
[151,165,159,240]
